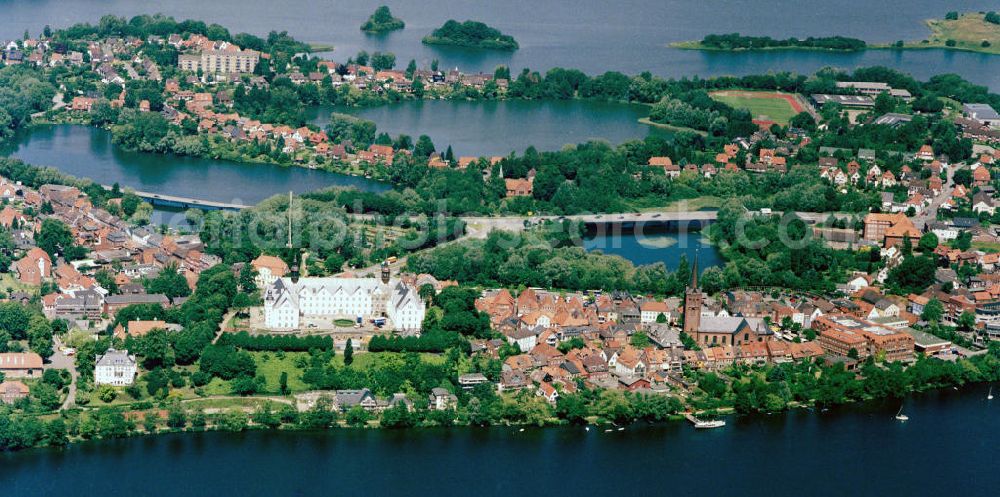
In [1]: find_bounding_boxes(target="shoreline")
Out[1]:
[8,379,990,454]
[637,117,707,136]
[672,41,1000,56]
[669,41,864,53]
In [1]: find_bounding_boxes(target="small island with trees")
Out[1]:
[422,20,519,50]
[673,11,1000,55]
[361,5,405,34]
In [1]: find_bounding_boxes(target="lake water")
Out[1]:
[310,100,670,158]
[1,0,998,89]
[3,387,997,496]
[3,124,389,205]
[583,222,723,271]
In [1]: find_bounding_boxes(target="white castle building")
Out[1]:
[263,276,426,332]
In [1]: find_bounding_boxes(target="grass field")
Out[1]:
[906,13,1000,55]
[972,240,1000,253]
[709,90,802,125]
[253,352,310,393]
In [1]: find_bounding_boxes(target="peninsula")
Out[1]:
[361,5,405,34]
[673,12,1000,55]
[673,34,867,52]
[422,20,519,50]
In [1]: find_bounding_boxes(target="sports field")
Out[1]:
[709,90,804,125]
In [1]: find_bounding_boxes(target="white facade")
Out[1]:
[94,349,137,386]
[264,277,426,332]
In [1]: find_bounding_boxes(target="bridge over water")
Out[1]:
[102,185,250,211]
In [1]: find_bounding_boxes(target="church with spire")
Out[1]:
[681,253,773,347]
[682,253,703,336]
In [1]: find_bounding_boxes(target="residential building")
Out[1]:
[813,314,914,362]
[640,300,671,324]
[429,387,458,410]
[0,380,29,404]
[178,49,259,75]
[95,348,137,386]
[13,247,52,285]
[862,213,920,247]
[0,352,43,378]
[250,254,289,289]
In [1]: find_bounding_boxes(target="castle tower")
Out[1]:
[683,252,703,339]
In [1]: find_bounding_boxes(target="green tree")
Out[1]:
[239,263,258,293]
[379,403,414,428]
[630,332,650,348]
[37,218,76,259]
[918,232,939,253]
[345,405,372,426]
[414,135,436,157]
[370,51,396,71]
[958,310,976,331]
[279,371,289,395]
[167,405,187,428]
[921,298,944,323]
[143,263,191,299]
[27,314,54,358]
[343,339,354,366]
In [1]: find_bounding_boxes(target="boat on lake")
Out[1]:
[895,405,909,422]
[693,419,726,429]
[686,413,725,429]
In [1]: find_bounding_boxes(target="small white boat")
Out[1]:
[989,386,994,400]
[693,419,726,429]
[603,429,613,433]
[895,405,908,422]
[518,428,524,432]
[617,427,624,432]
[585,426,590,431]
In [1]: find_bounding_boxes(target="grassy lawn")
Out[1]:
[182,397,289,411]
[910,13,1000,55]
[0,272,37,294]
[333,318,356,327]
[972,240,1000,253]
[252,352,310,393]
[330,351,446,369]
[709,91,799,125]
[201,377,234,396]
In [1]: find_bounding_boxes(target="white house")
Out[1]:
[428,387,457,410]
[263,276,426,332]
[930,223,958,241]
[94,349,137,386]
[845,274,872,293]
[972,193,996,216]
[640,301,671,324]
[504,327,538,352]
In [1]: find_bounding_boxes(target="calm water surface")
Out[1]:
[0,0,997,88]
[310,100,670,157]
[583,223,723,270]
[4,124,389,205]
[3,387,997,496]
